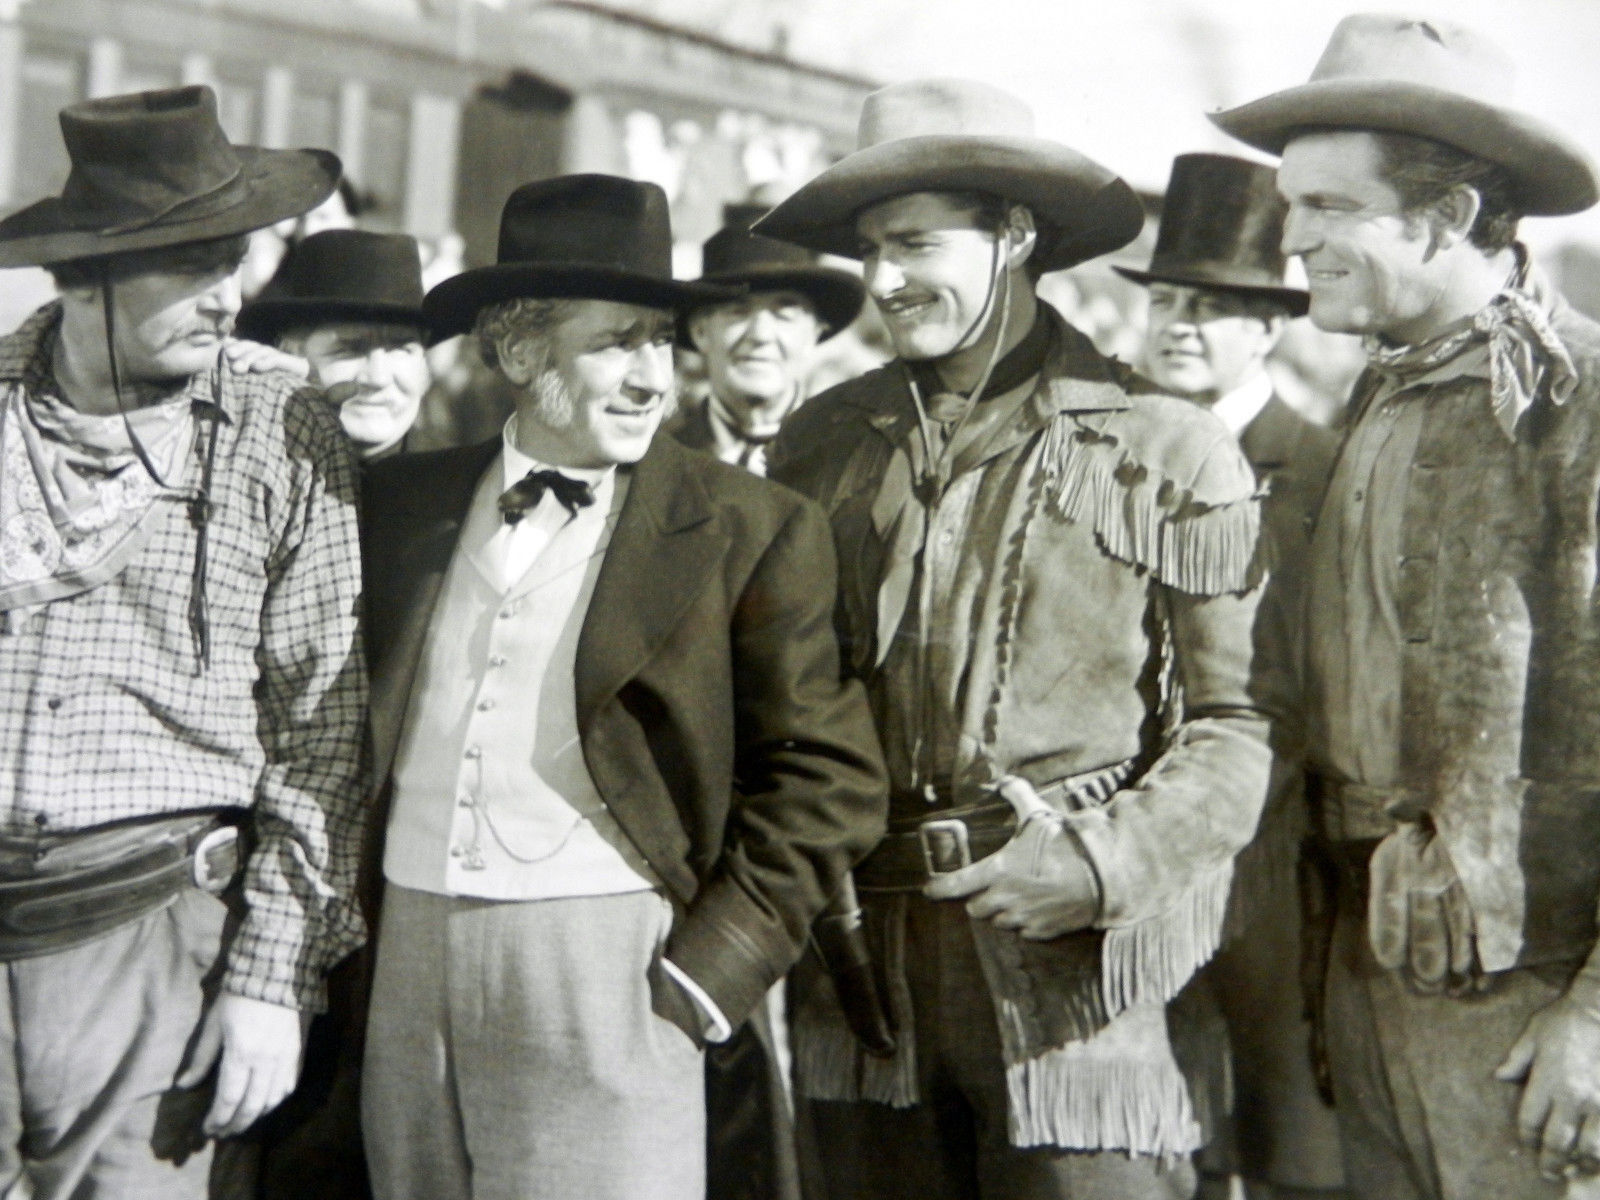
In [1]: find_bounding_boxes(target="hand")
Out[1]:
[1495,988,1600,1182]
[175,993,309,1138]
[923,813,1100,939]
[222,338,310,379]
[1367,821,1479,995]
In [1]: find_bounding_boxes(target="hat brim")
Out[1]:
[424,263,740,340]
[677,265,865,344]
[753,135,1145,272]
[234,298,437,346]
[1113,264,1310,317]
[1208,81,1598,216]
[0,147,340,268]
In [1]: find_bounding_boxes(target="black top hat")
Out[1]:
[236,230,432,343]
[423,175,736,339]
[1115,154,1308,315]
[0,85,338,268]
[679,210,865,344]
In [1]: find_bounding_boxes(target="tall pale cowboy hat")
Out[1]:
[424,174,738,339]
[754,78,1144,272]
[1209,13,1598,216]
[1115,153,1309,316]
[0,85,340,268]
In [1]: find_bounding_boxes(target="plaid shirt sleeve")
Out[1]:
[220,378,369,1013]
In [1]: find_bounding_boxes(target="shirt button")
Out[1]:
[458,794,472,808]
[464,745,481,759]
[46,698,61,711]
[1352,489,1365,502]
[32,813,47,828]
[938,529,955,546]
[499,603,518,619]
[488,654,508,668]
[477,698,495,711]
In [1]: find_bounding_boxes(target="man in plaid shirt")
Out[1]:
[0,86,366,1198]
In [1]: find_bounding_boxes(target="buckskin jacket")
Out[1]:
[1311,295,1600,976]
[768,304,1272,1156]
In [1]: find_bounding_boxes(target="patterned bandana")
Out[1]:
[1363,247,1577,440]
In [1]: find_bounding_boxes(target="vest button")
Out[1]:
[464,745,481,759]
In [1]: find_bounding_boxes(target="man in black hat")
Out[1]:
[238,229,435,461]
[1121,153,1343,1200]
[758,79,1271,1200]
[357,173,885,1200]
[676,208,864,475]
[0,86,366,1199]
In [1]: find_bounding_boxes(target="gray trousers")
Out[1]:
[362,884,706,1200]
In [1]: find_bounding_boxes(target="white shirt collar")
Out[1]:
[500,414,616,494]
[1208,371,1274,438]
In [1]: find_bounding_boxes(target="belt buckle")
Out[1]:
[919,819,972,875]
[192,825,239,895]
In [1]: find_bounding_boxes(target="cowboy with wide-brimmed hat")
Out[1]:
[672,205,865,474]
[0,84,367,1198]
[759,78,1272,1199]
[1213,14,1600,1197]
[238,229,438,461]
[357,173,884,1200]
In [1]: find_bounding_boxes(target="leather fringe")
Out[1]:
[1038,417,1263,597]
[1102,858,1234,1014]
[1005,1045,1203,1155]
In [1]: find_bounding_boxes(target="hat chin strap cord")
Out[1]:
[99,268,220,671]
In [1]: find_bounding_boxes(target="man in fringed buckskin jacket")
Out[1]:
[759,78,1273,1200]
[1214,14,1600,1199]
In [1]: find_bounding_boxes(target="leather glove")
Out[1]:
[1367,820,1480,995]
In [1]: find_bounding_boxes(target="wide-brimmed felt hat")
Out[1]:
[753,79,1144,272]
[1115,154,1308,316]
[424,175,736,339]
[1209,13,1598,216]
[236,229,434,343]
[678,207,865,344]
[0,85,338,268]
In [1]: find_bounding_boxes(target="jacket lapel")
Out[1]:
[574,436,728,733]
[1239,394,1301,475]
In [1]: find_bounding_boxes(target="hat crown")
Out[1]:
[701,224,815,276]
[497,174,674,281]
[856,79,1036,151]
[274,230,424,310]
[1309,13,1516,102]
[58,85,243,231]
[1147,154,1293,287]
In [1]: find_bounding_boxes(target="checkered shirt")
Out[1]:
[0,305,368,1011]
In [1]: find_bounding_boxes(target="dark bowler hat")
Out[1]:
[755,79,1143,273]
[1210,13,1597,216]
[0,85,338,268]
[424,174,736,339]
[236,230,433,343]
[679,205,865,343]
[1115,154,1308,316]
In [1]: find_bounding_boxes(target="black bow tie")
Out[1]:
[499,468,595,524]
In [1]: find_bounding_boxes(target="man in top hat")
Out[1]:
[238,228,435,461]
[0,85,367,1198]
[356,173,886,1200]
[1212,14,1600,1198]
[676,205,865,475]
[757,78,1272,1199]
[1120,152,1344,1200]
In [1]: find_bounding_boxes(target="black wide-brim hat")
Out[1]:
[0,85,338,268]
[754,80,1144,273]
[1209,14,1597,217]
[678,220,865,343]
[1113,153,1309,316]
[236,229,436,343]
[424,175,737,339]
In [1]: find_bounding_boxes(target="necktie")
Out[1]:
[498,468,594,524]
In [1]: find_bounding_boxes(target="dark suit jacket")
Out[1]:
[360,433,887,1024]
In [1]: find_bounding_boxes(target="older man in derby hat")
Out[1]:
[1213,14,1600,1199]
[757,78,1273,1200]
[1121,152,1345,1200]
[0,85,367,1198]
[356,173,886,1200]
[675,205,865,476]
[238,229,436,462]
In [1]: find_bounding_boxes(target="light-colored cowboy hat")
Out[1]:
[754,79,1143,272]
[1209,13,1597,216]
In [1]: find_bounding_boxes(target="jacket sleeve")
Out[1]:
[663,497,888,1025]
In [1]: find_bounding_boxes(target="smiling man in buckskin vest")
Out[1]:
[759,79,1273,1200]
[0,86,367,1199]
[1213,14,1600,1199]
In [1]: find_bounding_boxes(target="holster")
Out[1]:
[1297,834,1340,1106]
[810,873,896,1058]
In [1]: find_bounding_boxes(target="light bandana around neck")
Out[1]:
[1363,247,1577,440]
